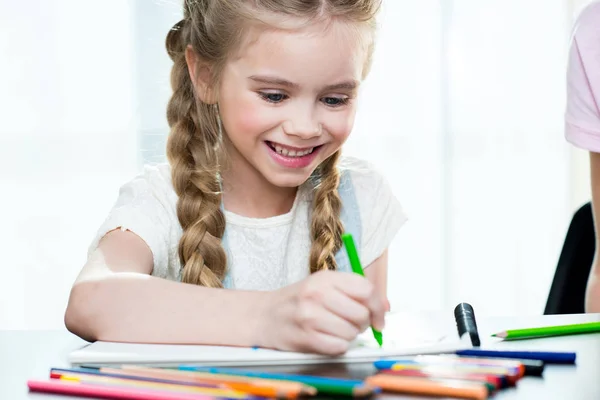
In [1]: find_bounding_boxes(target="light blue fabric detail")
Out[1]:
[219,169,361,288]
[333,169,362,273]
[220,203,234,289]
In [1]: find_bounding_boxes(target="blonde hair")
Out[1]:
[165,0,381,287]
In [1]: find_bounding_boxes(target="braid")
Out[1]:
[309,150,344,273]
[165,19,227,288]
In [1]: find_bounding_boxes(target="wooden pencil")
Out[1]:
[178,366,378,397]
[29,379,214,400]
[114,366,315,398]
[380,369,502,391]
[366,374,488,400]
[50,372,249,398]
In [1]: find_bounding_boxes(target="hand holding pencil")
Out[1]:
[260,269,387,355]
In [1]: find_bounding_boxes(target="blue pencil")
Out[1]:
[455,349,576,364]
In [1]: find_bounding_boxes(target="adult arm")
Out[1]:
[587,152,600,312]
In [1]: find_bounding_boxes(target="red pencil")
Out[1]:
[27,379,216,400]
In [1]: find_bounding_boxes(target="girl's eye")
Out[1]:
[259,92,288,103]
[321,97,350,107]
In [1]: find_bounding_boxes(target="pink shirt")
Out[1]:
[565,1,600,152]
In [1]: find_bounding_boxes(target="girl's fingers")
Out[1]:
[367,294,387,331]
[299,303,361,341]
[305,330,353,356]
[321,287,371,331]
[329,272,374,303]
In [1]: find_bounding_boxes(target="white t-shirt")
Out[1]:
[88,156,407,290]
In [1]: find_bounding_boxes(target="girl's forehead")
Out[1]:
[229,20,369,86]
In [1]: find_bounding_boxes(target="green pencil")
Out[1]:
[492,321,600,340]
[341,233,383,347]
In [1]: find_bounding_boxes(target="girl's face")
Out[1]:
[217,20,368,189]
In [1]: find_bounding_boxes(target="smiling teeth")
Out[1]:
[273,144,314,157]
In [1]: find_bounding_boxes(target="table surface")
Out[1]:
[2,312,600,400]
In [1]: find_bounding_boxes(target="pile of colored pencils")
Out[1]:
[26,354,548,400]
[369,354,545,399]
[27,365,378,399]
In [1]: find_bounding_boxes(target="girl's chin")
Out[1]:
[262,169,315,188]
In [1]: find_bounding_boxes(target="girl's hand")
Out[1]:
[259,270,387,355]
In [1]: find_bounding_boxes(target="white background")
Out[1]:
[0,0,594,330]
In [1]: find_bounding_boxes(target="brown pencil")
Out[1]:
[366,373,488,400]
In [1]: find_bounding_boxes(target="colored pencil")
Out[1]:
[455,349,576,364]
[341,232,383,347]
[180,366,378,397]
[378,369,500,392]
[376,355,525,377]
[116,366,315,398]
[52,366,312,399]
[448,355,545,376]
[28,379,216,400]
[51,368,216,389]
[377,364,509,388]
[385,363,518,385]
[365,374,489,400]
[492,321,600,340]
[50,372,249,399]
[376,359,520,378]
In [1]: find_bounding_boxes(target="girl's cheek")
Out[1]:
[327,110,356,141]
[224,94,268,135]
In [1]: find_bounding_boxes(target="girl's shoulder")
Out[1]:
[119,162,178,208]
[336,155,407,266]
[88,162,181,279]
[129,162,174,191]
[337,155,390,192]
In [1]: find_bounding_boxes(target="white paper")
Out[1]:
[68,312,471,367]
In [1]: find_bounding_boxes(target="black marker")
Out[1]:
[454,302,481,347]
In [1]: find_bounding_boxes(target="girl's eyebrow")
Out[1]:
[248,75,358,91]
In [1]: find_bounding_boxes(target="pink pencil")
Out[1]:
[27,379,217,400]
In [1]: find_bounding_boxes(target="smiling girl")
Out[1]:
[64,0,407,355]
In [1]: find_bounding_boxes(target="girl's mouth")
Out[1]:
[264,141,324,169]
[265,141,322,158]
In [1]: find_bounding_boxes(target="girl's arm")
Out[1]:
[586,152,600,313]
[64,229,270,345]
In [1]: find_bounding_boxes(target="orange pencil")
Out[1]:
[366,373,489,400]
[112,366,315,398]
[380,369,503,391]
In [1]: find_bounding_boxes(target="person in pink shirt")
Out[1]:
[565,1,600,312]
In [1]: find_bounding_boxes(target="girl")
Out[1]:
[565,0,600,312]
[64,0,406,355]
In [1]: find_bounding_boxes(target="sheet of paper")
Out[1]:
[69,312,469,367]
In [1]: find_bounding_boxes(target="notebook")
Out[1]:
[68,312,471,367]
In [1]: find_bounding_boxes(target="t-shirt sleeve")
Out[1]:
[87,165,176,278]
[348,160,408,267]
[565,2,600,152]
